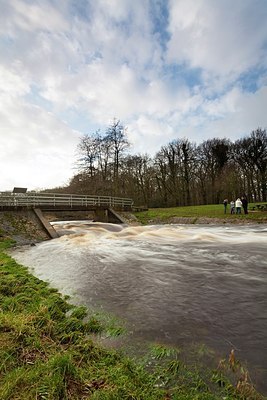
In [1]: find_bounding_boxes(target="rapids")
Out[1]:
[11,222,267,393]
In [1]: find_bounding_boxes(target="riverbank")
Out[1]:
[0,210,50,245]
[0,239,165,399]
[132,204,267,225]
[1,238,265,399]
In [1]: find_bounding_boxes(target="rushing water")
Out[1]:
[12,222,267,393]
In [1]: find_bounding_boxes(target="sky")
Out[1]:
[0,0,267,191]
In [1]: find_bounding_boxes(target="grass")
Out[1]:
[0,240,164,399]
[0,238,265,399]
[134,203,267,225]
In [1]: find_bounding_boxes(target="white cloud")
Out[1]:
[0,63,30,97]
[167,0,267,82]
[128,116,175,155]
[0,0,69,35]
[170,85,267,143]
[0,100,79,190]
[0,0,266,190]
[0,64,79,190]
[127,85,267,153]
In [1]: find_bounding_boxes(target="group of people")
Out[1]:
[223,197,248,215]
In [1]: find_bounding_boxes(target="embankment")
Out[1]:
[0,209,51,244]
[1,239,263,399]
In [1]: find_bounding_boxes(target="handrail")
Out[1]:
[0,192,133,209]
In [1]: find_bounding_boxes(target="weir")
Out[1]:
[0,192,133,240]
[0,207,127,240]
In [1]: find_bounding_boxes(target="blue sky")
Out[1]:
[0,0,267,190]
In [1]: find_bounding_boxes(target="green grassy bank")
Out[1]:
[0,239,265,399]
[134,204,267,225]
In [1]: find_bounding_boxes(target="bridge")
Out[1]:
[0,192,133,210]
[0,192,133,240]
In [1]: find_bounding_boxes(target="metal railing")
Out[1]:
[0,192,133,209]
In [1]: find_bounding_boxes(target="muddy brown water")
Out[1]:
[11,222,267,394]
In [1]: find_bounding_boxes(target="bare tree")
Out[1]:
[77,131,100,177]
[197,138,231,203]
[233,128,267,201]
[105,119,130,194]
[121,154,155,205]
[71,124,265,206]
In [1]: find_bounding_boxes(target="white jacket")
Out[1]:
[235,199,242,208]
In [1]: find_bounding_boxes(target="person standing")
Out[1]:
[223,199,228,214]
[230,200,235,214]
[241,196,248,214]
[235,198,242,214]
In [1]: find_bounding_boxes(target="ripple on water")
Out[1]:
[11,222,267,394]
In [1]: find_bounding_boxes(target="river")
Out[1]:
[11,222,267,394]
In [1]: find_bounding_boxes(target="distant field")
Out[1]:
[134,203,267,224]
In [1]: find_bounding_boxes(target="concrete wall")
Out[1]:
[42,210,95,222]
[0,207,127,244]
[0,209,51,244]
[43,209,125,224]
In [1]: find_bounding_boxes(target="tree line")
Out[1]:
[54,120,267,207]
